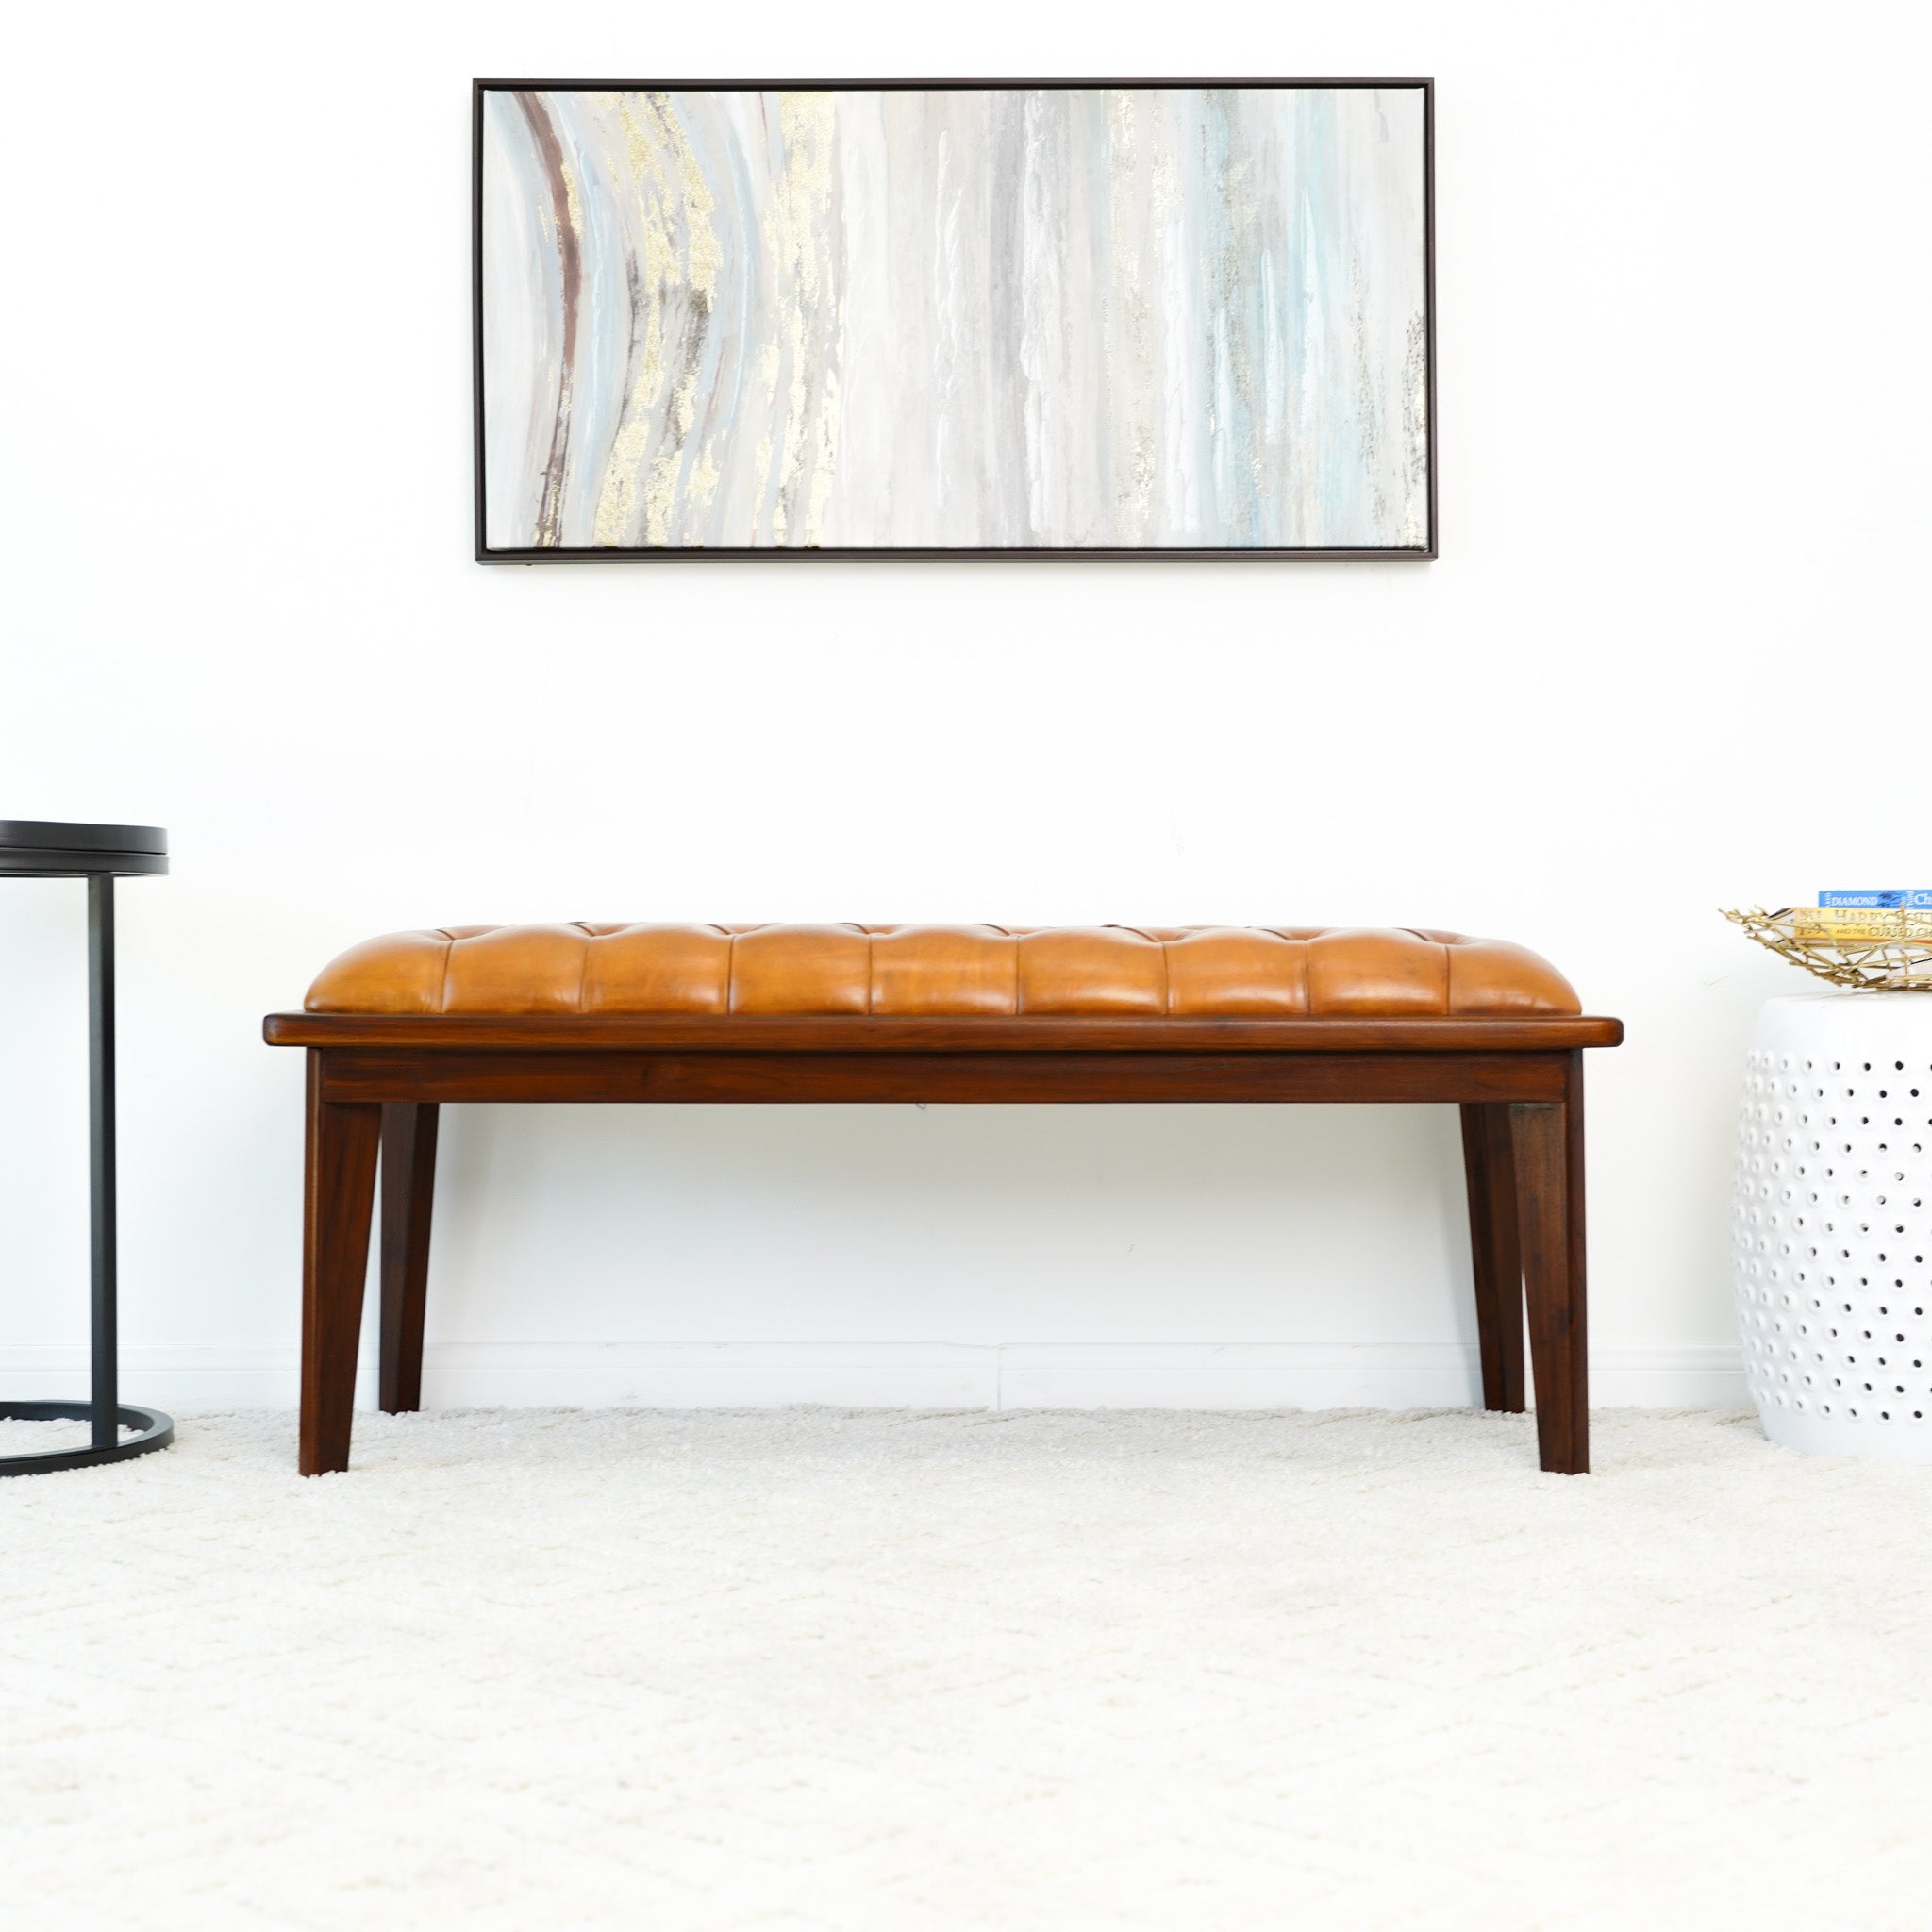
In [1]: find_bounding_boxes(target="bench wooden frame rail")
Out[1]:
[264,1012,1624,1478]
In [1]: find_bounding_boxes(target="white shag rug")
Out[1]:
[2,1406,1928,1931]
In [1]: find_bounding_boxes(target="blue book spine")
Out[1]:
[1819,890,1907,908]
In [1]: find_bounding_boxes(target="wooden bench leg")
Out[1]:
[300,1051,380,1476]
[1511,1055,1589,1474]
[379,1102,440,1415]
[1459,1102,1525,1412]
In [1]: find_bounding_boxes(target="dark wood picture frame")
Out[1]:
[473,78,1438,563]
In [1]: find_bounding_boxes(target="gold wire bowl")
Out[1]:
[1723,907,1932,991]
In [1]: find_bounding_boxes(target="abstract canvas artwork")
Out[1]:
[475,81,1433,558]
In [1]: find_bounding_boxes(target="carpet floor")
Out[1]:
[2,1406,1927,1930]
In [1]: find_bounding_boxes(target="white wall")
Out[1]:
[3,2,1924,1413]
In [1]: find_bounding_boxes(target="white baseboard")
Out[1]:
[0,1341,1748,1411]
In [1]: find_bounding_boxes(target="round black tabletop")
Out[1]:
[0,820,168,878]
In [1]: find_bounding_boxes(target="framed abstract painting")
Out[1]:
[474,79,1434,560]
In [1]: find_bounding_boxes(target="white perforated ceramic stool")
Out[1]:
[1735,994,1932,1460]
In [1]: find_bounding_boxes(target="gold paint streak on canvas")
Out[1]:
[595,452,643,543]
[595,94,690,544]
[687,441,721,510]
[659,108,721,302]
[579,99,726,544]
[761,92,841,544]
[643,358,705,541]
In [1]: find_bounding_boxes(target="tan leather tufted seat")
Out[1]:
[305,924,1580,1018]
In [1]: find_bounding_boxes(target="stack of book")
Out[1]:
[1785,891,1932,940]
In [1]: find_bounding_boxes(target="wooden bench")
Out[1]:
[265,924,1623,1476]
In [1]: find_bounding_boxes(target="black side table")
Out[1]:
[1,821,174,1474]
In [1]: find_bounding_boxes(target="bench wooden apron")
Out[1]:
[265,924,1622,1476]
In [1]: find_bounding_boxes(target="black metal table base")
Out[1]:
[2,822,175,1478]
[0,1401,175,1476]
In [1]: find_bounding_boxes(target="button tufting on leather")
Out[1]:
[303,924,1583,1018]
